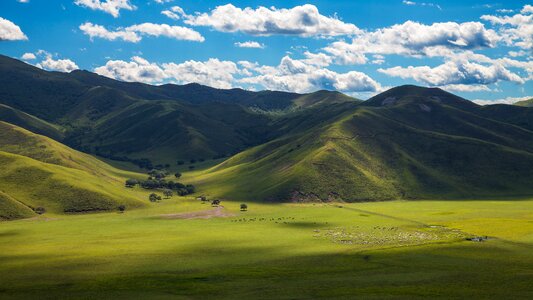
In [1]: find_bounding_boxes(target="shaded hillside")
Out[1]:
[193,86,533,201]
[0,122,146,218]
[0,104,64,140]
[0,55,358,164]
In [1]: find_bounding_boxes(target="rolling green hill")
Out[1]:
[0,122,146,218]
[191,86,533,201]
[0,103,64,140]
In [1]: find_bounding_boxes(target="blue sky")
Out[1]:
[0,0,531,103]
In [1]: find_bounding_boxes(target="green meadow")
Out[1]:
[1,197,531,299]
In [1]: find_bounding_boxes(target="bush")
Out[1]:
[34,207,46,215]
[149,193,162,202]
[240,204,248,211]
[118,205,126,212]
[125,179,138,188]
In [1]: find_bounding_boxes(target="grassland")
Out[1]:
[0,197,531,299]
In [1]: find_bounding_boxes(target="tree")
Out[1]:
[174,172,182,179]
[125,179,138,188]
[177,160,185,165]
[240,204,248,211]
[211,199,221,206]
[149,193,161,202]
[163,189,173,198]
[185,184,195,194]
[188,165,195,170]
[118,205,126,213]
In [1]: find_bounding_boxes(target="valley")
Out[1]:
[0,56,532,299]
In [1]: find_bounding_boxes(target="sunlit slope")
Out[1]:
[194,87,533,201]
[515,98,533,107]
[0,122,146,218]
[0,104,64,140]
[0,121,142,179]
[0,191,35,220]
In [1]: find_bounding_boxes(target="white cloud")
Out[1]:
[163,59,241,89]
[74,0,136,18]
[440,84,492,92]
[17,0,30,3]
[36,55,79,72]
[481,5,533,49]
[154,0,173,3]
[94,57,240,88]
[182,4,360,37]
[161,6,185,20]
[94,55,381,93]
[473,96,532,105]
[402,1,442,10]
[21,52,36,60]
[79,22,140,42]
[0,17,27,41]
[324,21,499,64]
[378,59,524,86]
[94,56,166,83]
[79,22,204,42]
[235,41,265,48]
[240,56,380,93]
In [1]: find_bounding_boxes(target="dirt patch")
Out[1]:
[160,206,235,220]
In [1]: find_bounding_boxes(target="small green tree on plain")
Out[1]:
[163,189,173,198]
[118,205,126,213]
[240,204,248,211]
[149,193,161,202]
[174,172,182,179]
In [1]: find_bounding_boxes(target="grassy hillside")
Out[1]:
[515,98,533,107]
[0,55,357,165]
[191,86,533,201]
[0,122,147,218]
[0,191,35,220]
[0,104,64,140]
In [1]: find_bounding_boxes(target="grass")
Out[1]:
[0,198,531,299]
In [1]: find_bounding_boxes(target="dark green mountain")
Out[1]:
[0,55,359,165]
[1,53,533,202]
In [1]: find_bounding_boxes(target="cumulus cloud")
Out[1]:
[378,59,524,87]
[0,17,27,41]
[161,6,185,20]
[481,4,533,49]
[94,57,240,88]
[181,4,360,37]
[36,55,79,72]
[94,55,381,93]
[154,0,173,3]
[74,0,136,18]
[21,52,36,60]
[324,21,499,64]
[79,22,204,42]
[473,96,532,105]
[79,22,140,42]
[235,41,265,48]
[239,56,380,93]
